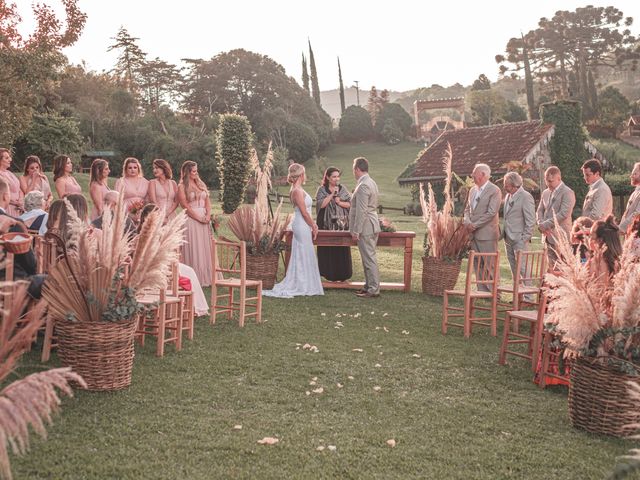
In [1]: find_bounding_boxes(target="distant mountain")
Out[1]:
[320,87,404,120]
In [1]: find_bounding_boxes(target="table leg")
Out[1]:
[403,237,413,292]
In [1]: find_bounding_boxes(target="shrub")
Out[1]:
[217,114,253,214]
[375,103,413,137]
[339,105,373,142]
[381,119,403,145]
[286,121,319,163]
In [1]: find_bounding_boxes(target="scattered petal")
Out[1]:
[383,313,388,317]
[257,437,279,445]
[233,425,243,430]
[383,326,389,333]
[305,391,311,396]
[352,348,363,353]
[336,383,343,388]
[412,354,421,359]
[321,313,326,316]
[309,380,317,386]
[375,363,382,368]
[312,376,318,381]
[348,376,355,380]
[335,314,342,317]
[370,311,375,315]
[316,445,325,451]
[295,347,300,350]
[375,326,381,330]
[312,387,324,394]
[373,386,381,392]
[402,330,410,335]
[386,439,397,448]
[303,343,311,349]
[327,445,337,451]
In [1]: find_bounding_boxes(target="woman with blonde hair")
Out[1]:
[148,159,178,220]
[0,148,24,215]
[178,161,213,286]
[53,154,82,199]
[263,163,323,298]
[20,155,52,206]
[89,158,111,221]
[114,157,149,212]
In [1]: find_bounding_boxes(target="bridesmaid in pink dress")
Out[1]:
[53,154,82,199]
[148,159,178,221]
[178,161,213,287]
[20,155,53,207]
[89,158,111,221]
[114,157,149,212]
[0,148,24,216]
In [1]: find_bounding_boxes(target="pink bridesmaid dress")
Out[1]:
[24,175,52,201]
[0,169,24,216]
[151,179,177,220]
[115,177,149,211]
[60,176,82,197]
[181,189,213,287]
[90,183,111,221]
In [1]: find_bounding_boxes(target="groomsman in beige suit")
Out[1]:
[464,163,501,291]
[349,157,381,298]
[502,172,536,281]
[619,162,640,234]
[537,166,576,266]
[581,158,613,221]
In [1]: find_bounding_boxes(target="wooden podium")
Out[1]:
[282,230,416,292]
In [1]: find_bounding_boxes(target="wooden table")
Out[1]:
[283,230,416,292]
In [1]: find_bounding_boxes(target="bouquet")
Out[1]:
[379,216,397,233]
[128,200,145,217]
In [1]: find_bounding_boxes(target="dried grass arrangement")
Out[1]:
[42,196,186,324]
[0,283,85,480]
[227,143,292,256]
[419,144,469,263]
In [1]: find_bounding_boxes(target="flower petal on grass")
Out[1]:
[233,425,243,430]
[312,387,324,394]
[386,439,397,448]
[316,445,325,451]
[328,445,337,451]
[373,386,381,392]
[412,354,421,359]
[257,437,279,445]
[336,383,343,388]
[352,348,363,353]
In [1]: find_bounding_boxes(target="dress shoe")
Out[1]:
[356,291,380,298]
[354,288,368,294]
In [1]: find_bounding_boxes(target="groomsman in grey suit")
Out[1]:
[581,158,613,221]
[349,157,381,298]
[464,163,502,291]
[537,166,576,266]
[502,172,536,281]
[619,162,640,234]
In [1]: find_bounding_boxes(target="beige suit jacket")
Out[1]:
[502,188,536,243]
[536,182,576,245]
[464,181,501,241]
[619,186,640,233]
[582,178,613,221]
[349,174,380,236]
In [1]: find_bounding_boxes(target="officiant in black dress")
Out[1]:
[315,167,353,281]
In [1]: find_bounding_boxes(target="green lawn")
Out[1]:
[10,142,636,479]
[592,138,640,171]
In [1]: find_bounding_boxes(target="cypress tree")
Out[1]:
[301,53,310,94]
[338,57,345,115]
[217,113,253,214]
[308,40,321,107]
[521,34,537,120]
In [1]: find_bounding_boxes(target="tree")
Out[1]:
[471,74,492,91]
[468,90,508,126]
[503,101,528,122]
[522,34,537,119]
[381,119,402,145]
[375,103,412,137]
[338,57,346,115]
[301,54,310,93]
[308,40,321,107]
[339,105,373,142]
[285,121,319,162]
[596,86,630,134]
[107,27,147,93]
[0,0,86,146]
[217,114,253,214]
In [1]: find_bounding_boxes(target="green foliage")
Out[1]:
[468,89,508,126]
[338,57,346,115]
[339,106,373,142]
[301,54,309,93]
[271,146,290,177]
[308,41,321,107]
[504,101,528,122]
[217,114,253,214]
[471,74,491,91]
[540,100,589,208]
[285,122,318,163]
[591,138,640,172]
[375,103,413,137]
[605,173,636,196]
[15,113,84,169]
[597,86,631,134]
[381,119,403,145]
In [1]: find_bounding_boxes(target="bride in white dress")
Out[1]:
[263,163,324,298]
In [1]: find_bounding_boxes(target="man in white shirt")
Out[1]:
[619,162,640,234]
[581,158,613,221]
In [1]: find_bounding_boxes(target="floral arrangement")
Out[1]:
[545,224,640,375]
[128,199,145,216]
[211,214,221,235]
[227,143,292,255]
[43,195,186,323]
[379,217,396,233]
[418,144,470,262]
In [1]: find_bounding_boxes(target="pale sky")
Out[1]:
[17,0,640,92]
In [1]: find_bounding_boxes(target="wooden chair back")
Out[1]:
[212,238,246,283]
[464,250,499,294]
[514,250,547,291]
[35,235,58,275]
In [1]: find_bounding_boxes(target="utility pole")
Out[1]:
[353,80,360,106]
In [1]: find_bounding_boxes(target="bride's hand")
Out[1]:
[312,223,318,240]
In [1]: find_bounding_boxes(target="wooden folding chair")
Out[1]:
[537,329,570,389]
[178,288,194,341]
[136,262,183,357]
[210,238,262,327]
[499,291,549,371]
[36,234,62,362]
[497,250,546,319]
[442,250,500,338]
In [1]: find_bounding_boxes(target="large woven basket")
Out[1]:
[56,318,137,391]
[422,256,462,296]
[569,357,640,437]
[246,253,279,289]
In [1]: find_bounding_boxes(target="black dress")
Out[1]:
[315,185,353,281]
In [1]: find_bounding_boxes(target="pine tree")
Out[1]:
[522,34,537,119]
[308,40,321,107]
[338,57,345,115]
[107,27,147,92]
[301,53,310,94]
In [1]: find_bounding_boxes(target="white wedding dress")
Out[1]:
[263,191,324,298]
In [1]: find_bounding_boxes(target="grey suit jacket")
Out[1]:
[536,182,576,245]
[463,181,501,241]
[349,174,380,236]
[582,178,613,221]
[502,188,536,243]
[619,186,640,233]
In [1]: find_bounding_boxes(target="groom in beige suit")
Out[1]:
[349,157,381,298]
[502,172,536,281]
[464,163,501,292]
[619,162,640,234]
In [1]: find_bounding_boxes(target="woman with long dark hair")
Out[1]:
[20,155,52,206]
[315,167,352,281]
[53,154,82,199]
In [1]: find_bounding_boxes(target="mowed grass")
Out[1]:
[10,142,635,479]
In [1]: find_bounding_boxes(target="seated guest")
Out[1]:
[570,216,594,264]
[91,190,136,234]
[18,190,48,235]
[66,193,89,224]
[587,215,622,313]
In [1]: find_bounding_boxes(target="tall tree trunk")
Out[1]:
[522,35,537,120]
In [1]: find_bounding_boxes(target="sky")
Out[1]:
[17,0,640,93]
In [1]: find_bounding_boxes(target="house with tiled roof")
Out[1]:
[398,121,555,188]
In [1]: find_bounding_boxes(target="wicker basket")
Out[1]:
[1,232,33,254]
[246,253,279,289]
[422,256,462,296]
[569,357,640,437]
[56,318,138,391]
